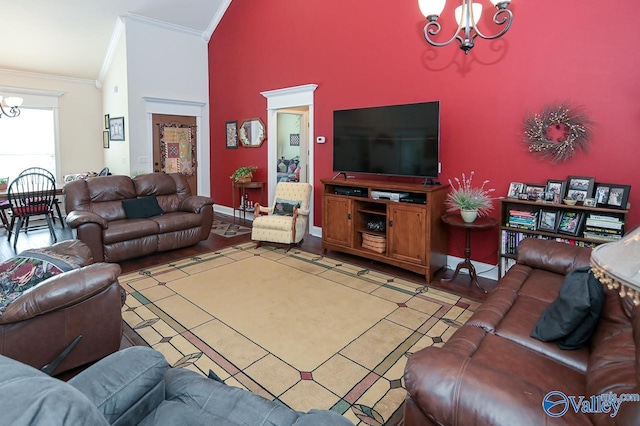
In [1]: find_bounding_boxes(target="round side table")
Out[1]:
[441,213,497,293]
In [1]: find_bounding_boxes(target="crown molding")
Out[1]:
[96,16,126,90]
[204,0,232,42]
[0,68,95,87]
[128,13,205,38]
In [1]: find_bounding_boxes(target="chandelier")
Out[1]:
[418,0,514,55]
[0,96,23,118]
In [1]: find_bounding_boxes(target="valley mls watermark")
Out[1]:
[543,391,640,418]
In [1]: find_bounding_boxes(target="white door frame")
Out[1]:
[261,84,319,237]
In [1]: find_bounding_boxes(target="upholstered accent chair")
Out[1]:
[251,182,311,251]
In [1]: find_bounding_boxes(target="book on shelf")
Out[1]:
[583,225,622,235]
[583,232,622,242]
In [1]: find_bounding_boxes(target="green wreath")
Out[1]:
[523,103,593,164]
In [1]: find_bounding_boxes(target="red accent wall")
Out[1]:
[209,0,640,264]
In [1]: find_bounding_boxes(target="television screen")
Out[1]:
[333,101,440,178]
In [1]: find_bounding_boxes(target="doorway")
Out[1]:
[275,108,309,188]
[152,114,197,194]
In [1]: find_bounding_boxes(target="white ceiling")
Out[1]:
[0,0,227,81]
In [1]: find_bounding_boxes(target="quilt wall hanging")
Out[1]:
[160,124,196,176]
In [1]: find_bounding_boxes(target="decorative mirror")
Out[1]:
[239,118,266,148]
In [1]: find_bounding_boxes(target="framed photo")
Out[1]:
[524,183,546,201]
[539,210,559,232]
[595,183,631,209]
[103,131,110,148]
[583,198,596,207]
[507,182,524,198]
[104,114,110,130]
[226,120,238,149]
[557,211,584,236]
[109,117,125,141]
[546,179,566,203]
[566,176,595,201]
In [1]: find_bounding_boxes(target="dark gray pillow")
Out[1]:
[531,266,605,350]
[122,196,164,219]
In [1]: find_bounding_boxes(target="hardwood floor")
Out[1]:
[1,212,496,301]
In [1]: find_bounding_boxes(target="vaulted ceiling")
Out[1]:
[1,0,227,81]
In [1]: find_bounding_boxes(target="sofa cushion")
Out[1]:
[103,219,160,244]
[531,266,605,350]
[122,196,164,219]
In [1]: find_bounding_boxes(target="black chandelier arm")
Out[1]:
[472,8,513,41]
[0,104,21,118]
[423,19,465,48]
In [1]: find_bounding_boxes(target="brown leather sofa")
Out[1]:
[0,240,123,376]
[64,172,214,262]
[404,238,640,425]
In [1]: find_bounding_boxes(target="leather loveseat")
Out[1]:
[404,238,640,425]
[64,172,214,262]
[0,346,354,426]
[0,240,123,376]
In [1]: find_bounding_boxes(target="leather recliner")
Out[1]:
[0,240,124,376]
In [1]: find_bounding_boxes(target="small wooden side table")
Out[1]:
[232,181,264,221]
[441,213,498,293]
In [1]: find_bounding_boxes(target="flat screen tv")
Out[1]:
[333,101,440,179]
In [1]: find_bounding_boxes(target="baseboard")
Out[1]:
[213,205,497,280]
[445,255,498,281]
[214,204,254,221]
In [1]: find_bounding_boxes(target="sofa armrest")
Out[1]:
[517,238,592,275]
[405,346,554,425]
[0,263,121,324]
[65,210,108,229]
[69,347,168,424]
[179,195,214,214]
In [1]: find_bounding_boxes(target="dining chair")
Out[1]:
[7,172,58,247]
[17,167,64,227]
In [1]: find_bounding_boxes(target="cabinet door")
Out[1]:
[323,195,353,247]
[388,204,426,265]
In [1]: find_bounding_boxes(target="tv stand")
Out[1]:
[321,178,449,282]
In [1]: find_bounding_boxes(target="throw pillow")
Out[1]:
[122,196,164,219]
[273,198,301,216]
[531,266,606,350]
[0,252,78,314]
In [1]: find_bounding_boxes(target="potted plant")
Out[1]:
[445,171,495,223]
[230,166,258,183]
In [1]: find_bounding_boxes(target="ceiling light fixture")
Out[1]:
[0,96,23,118]
[418,0,514,55]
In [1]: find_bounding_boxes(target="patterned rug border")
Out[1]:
[120,243,479,425]
[211,220,252,238]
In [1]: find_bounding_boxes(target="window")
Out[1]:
[0,108,56,182]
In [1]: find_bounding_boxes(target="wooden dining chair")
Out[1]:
[7,172,58,247]
[17,167,64,227]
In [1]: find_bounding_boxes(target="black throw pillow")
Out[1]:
[122,196,164,219]
[531,266,605,350]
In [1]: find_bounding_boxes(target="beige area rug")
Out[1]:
[120,243,479,425]
[211,220,252,238]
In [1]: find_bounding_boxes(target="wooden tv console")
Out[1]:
[321,178,449,282]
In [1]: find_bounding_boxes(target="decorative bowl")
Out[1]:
[563,199,577,206]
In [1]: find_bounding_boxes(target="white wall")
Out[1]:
[0,69,104,180]
[101,29,130,176]
[122,16,211,196]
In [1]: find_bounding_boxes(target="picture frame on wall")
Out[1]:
[226,120,238,149]
[109,117,125,141]
[566,176,595,201]
[103,131,110,149]
[595,183,631,209]
[557,211,584,236]
[546,179,566,204]
[538,210,559,232]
